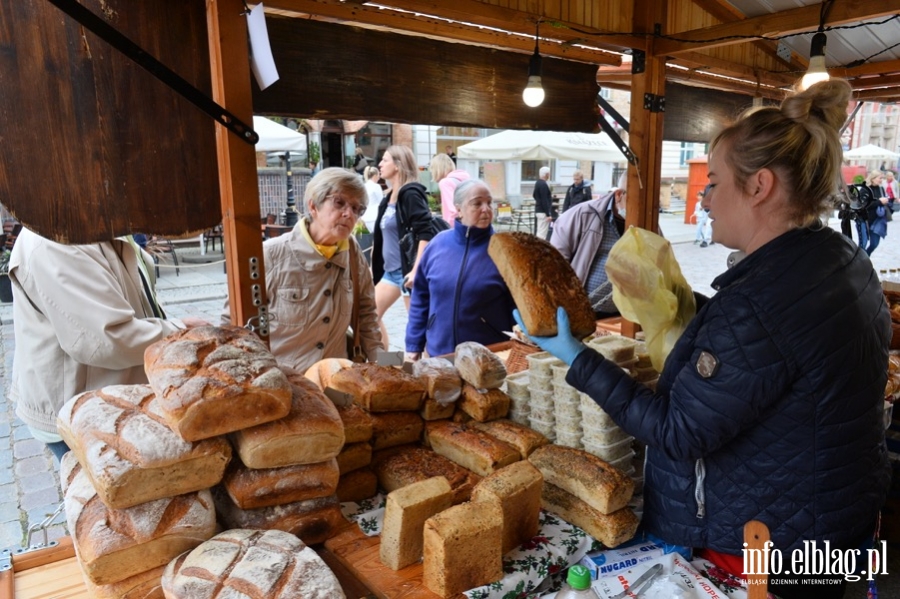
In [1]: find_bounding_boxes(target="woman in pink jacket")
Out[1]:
[430,153,470,224]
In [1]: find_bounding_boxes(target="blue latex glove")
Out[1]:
[513,306,586,366]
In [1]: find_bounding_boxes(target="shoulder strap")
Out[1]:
[347,241,363,360]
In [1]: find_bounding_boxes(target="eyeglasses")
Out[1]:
[326,195,365,218]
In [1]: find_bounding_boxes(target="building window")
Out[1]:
[679,142,694,166]
[522,161,550,182]
[356,123,392,166]
[437,127,496,160]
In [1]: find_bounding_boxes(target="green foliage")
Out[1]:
[853,174,866,185]
[353,220,370,235]
[0,249,10,275]
[426,193,441,214]
[308,141,321,167]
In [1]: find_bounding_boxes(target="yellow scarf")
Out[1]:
[299,217,349,259]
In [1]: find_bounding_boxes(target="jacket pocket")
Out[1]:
[273,287,311,327]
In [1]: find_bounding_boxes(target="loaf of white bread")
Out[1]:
[373,445,482,505]
[143,325,292,441]
[454,342,507,389]
[426,421,520,477]
[423,500,503,597]
[541,483,639,548]
[528,445,634,514]
[458,384,511,422]
[56,384,231,509]
[469,419,550,459]
[304,357,353,390]
[212,487,347,546]
[229,372,344,469]
[471,461,543,554]
[161,529,345,599]
[328,363,426,412]
[380,476,454,570]
[488,232,596,338]
[220,456,339,510]
[60,453,215,586]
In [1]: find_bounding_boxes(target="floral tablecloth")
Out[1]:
[341,494,599,598]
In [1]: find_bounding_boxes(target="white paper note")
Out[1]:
[247,4,279,90]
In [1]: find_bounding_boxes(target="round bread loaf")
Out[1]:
[161,529,345,598]
[304,358,354,390]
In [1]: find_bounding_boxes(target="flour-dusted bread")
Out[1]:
[336,467,378,503]
[426,421,520,477]
[336,402,374,443]
[56,385,231,509]
[370,411,424,450]
[380,476,454,570]
[471,460,543,554]
[144,326,292,441]
[528,444,634,514]
[304,357,354,390]
[488,232,596,338]
[423,501,503,597]
[82,565,165,599]
[454,342,506,389]
[161,529,345,599]
[336,442,373,475]
[373,445,482,505]
[212,487,347,546]
[458,384,510,422]
[469,419,550,459]
[61,453,215,586]
[230,372,344,469]
[329,363,426,412]
[413,358,463,405]
[541,483,639,548]
[221,455,340,510]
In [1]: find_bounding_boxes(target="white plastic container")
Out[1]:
[554,398,582,421]
[582,436,634,462]
[527,416,556,439]
[552,382,581,404]
[580,423,630,445]
[508,407,531,426]
[551,363,570,384]
[529,388,555,408]
[555,429,583,449]
[529,401,556,422]
[526,351,564,377]
[580,395,616,428]
[554,413,583,434]
[505,371,531,398]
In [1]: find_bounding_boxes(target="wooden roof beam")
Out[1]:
[831,58,900,79]
[671,50,796,88]
[597,67,785,100]
[655,0,900,56]
[264,0,627,64]
[853,87,900,101]
[848,74,900,90]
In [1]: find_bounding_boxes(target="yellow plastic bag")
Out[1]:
[605,227,696,372]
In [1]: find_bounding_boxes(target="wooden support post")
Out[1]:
[744,520,770,598]
[207,0,269,336]
[622,0,667,340]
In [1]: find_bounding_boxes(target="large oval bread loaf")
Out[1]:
[144,326,292,441]
[161,529,345,599]
[221,456,340,510]
[488,232,596,338]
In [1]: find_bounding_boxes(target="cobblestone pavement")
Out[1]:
[1,217,897,597]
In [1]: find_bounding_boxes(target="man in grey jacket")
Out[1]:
[9,227,207,461]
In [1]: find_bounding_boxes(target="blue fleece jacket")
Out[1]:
[405,220,516,357]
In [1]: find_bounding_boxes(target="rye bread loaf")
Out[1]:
[454,342,506,389]
[336,402,374,443]
[471,460,543,554]
[373,445,482,505]
[230,373,344,469]
[221,455,340,510]
[458,384,510,422]
[488,232,596,338]
[469,419,550,459]
[144,326,292,441]
[380,476,454,570]
[528,444,633,514]
[56,384,231,509]
[421,398,457,420]
[329,363,426,412]
[161,528,344,599]
[212,487,347,546]
[61,453,215,586]
[336,467,378,503]
[370,411,424,450]
[304,357,353,390]
[541,483,639,548]
[336,442,373,474]
[82,565,165,599]
[426,420,521,477]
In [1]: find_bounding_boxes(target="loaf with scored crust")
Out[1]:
[221,455,339,510]
[61,453,215,586]
[143,326,292,441]
[541,483,639,548]
[82,565,165,599]
[373,445,482,505]
[426,420,520,477]
[528,444,634,514]
[56,384,231,509]
[230,372,344,469]
[329,363,426,412]
[488,232,596,338]
[161,528,344,599]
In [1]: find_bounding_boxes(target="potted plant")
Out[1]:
[353,220,374,265]
[308,141,321,171]
[0,248,12,304]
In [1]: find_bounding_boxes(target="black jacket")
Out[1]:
[532,179,557,218]
[372,182,436,282]
[562,183,592,212]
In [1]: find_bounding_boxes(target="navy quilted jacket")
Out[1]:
[569,226,891,555]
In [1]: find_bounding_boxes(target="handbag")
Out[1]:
[345,241,366,363]
[396,184,449,272]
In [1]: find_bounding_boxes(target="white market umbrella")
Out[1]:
[252,116,308,152]
[457,129,623,162]
[843,143,900,162]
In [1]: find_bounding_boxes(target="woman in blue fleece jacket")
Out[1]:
[405,179,516,359]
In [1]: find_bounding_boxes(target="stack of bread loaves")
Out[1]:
[56,326,298,596]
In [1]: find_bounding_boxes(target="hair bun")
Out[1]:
[782,79,851,130]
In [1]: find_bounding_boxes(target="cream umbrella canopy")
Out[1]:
[843,144,899,162]
[457,130,623,162]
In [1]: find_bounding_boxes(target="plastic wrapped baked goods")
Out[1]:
[488,232,596,338]
[161,529,345,599]
[455,341,507,389]
[143,326,292,441]
[413,357,463,405]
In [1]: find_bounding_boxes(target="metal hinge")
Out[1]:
[644,93,666,113]
[632,49,646,74]
[0,548,10,572]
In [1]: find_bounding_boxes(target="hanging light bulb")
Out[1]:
[522,22,544,107]
[800,31,830,91]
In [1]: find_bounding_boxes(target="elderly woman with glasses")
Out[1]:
[404,179,516,360]
[222,167,383,371]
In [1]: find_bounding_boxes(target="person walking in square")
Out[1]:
[533,166,557,240]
